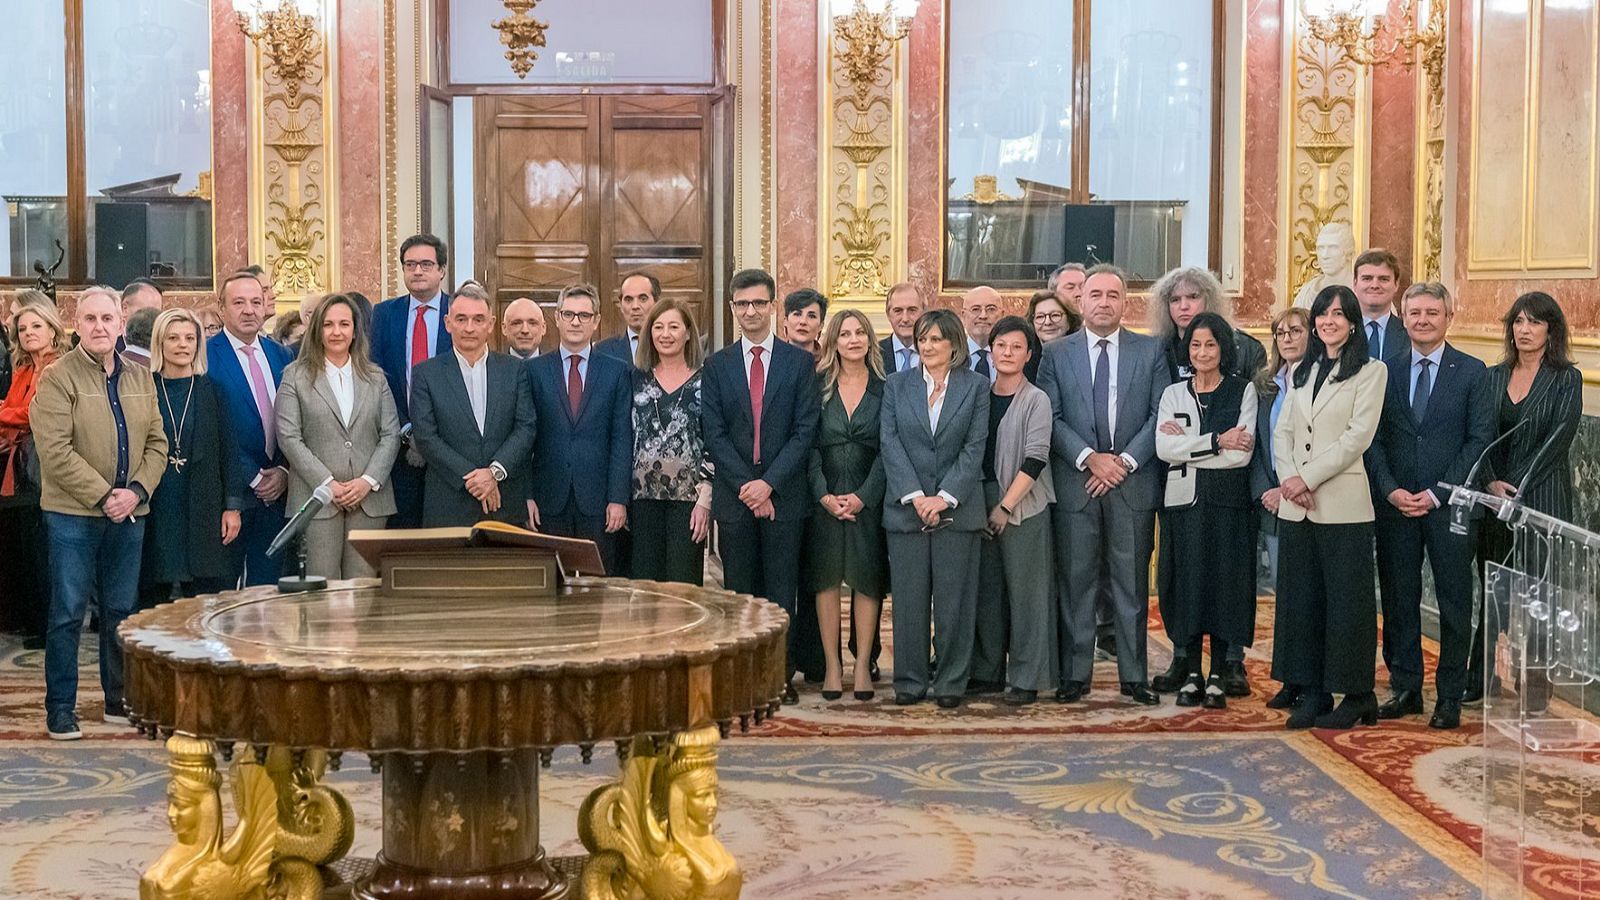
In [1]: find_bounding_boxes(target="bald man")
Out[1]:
[502,297,547,360]
[961,286,1003,383]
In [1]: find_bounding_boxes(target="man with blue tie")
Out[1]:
[205,271,293,586]
[702,268,822,703]
[1353,248,1410,362]
[1365,282,1493,730]
[369,234,453,527]
[879,282,923,375]
[595,272,656,366]
[961,286,1002,384]
[526,284,632,572]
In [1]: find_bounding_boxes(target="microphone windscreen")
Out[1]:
[312,482,336,504]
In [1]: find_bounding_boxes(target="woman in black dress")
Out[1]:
[630,299,712,585]
[1156,312,1258,709]
[1465,291,1584,705]
[808,309,889,700]
[141,308,242,607]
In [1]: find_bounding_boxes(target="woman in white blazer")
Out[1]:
[275,293,402,580]
[1269,285,1387,730]
[1156,313,1257,710]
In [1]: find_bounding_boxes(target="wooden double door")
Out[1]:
[474,93,721,351]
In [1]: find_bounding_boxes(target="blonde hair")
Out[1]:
[149,308,209,375]
[8,302,70,369]
[817,309,884,401]
[636,298,703,371]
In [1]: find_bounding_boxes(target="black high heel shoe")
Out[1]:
[1314,692,1378,729]
[853,690,875,701]
[821,690,842,701]
[1286,692,1334,729]
[1266,683,1303,710]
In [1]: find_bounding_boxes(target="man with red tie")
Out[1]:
[701,268,821,702]
[370,235,454,527]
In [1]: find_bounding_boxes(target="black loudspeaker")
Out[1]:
[94,202,149,290]
[1062,204,1115,267]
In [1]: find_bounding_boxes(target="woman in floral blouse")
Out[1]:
[630,298,712,585]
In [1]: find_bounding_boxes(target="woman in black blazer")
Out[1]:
[1466,292,1584,704]
[141,309,242,607]
[808,310,889,701]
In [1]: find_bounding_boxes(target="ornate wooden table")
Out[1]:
[120,578,788,899]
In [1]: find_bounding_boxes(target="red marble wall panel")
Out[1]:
[1366,0,1417,278]
[773,0,820,294]
[338,2,385,297]
[211,0,250,277]
[1238,0,1285,324]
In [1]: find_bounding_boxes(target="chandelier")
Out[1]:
[830,0,919,103]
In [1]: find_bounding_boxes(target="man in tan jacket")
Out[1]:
[30,287,167,740]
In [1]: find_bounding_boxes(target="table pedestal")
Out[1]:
[355,750,568,899]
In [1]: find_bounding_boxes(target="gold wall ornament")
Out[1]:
[492,0,550,80]
[963,175,1016,204]
[233,0,322,103]
[1412,2,1446,281]
[580,726,742,900]
[1301,0,1445,71]
[140,735,277,900]
[831,0,916,105]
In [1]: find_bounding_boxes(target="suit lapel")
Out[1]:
[550,354,577,425]
[1309,366,1343,417]
[212,337,266,448]
[725,347,754,433]
[1114,329,1138,425]
[311,370,347,432]
[910,367,934,440]
[574,354,601,425]
[1071,332,1094,415]
[443,357,481,437]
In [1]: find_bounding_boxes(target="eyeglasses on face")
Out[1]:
[1273,326,1307,338]
[1034,311,1065,323]
[556,310,598,323]
[401,259,439,271]
[730,299,772,311]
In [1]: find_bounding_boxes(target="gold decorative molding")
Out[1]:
[1412,0,1447,282]
[962,175,1016,204]
[492,0,549,80]
[1283,12,1370,304]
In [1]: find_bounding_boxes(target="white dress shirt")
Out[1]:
[1364,312,1393,359]
[740,333,776,384]
[899,367,960,509]
[1074,328,1139,473]
[560,345,591,388]
[326,359,355,427]
[454,348,489,434]
[227,329,283,487]
[890,334,919,371]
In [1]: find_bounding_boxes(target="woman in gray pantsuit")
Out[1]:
[981,317,1057,706]
[880,308,990,710]
[276,293,402,579]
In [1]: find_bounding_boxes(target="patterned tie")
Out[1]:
[749,346,766,464]
[567,353,584,420]
[1412,358,1432,423]
[1368,320,1382,360]
[411,304,431,369]
[242,344,276,458]
[1092,338,1112,452]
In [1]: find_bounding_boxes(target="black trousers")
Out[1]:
[1271,518,1376,695]
[717,514,805,678]
[138,576,235,611]
[1376,509,1476,699]
[542,488,618,575]
[630,498,704,586]
[0,503,50,638]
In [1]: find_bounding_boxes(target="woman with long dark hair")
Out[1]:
[1269,285,1388,729]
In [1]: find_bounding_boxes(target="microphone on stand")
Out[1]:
[267,482,335,558]
[1442,420,1526,536]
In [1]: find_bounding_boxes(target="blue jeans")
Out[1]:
[43,512,145,715]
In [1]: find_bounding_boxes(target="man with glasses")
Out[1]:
[525,284,633,572]
[960,286,1002,383]
[371,234,454,527]
[702,268,822,703]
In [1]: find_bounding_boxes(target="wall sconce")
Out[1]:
[493,0,550,80]
[1301,0,1444,75]
[232,0,322,101]
[831,0,918,104]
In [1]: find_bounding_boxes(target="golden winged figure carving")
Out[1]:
[140,735,279,900]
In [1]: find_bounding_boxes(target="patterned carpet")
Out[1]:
[2,594,1597,898]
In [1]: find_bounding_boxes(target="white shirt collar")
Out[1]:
[453,347,487,369]
[325,358,353,377]
[741,333,775,357]
[921,367,947,390]
[561,345,591,364]
[1085,327,1121,348]
[1411,344,1445,367]
[891,334,915,354]
[409,291,445,313]
[225,329,260,353]
[1365,311,1391,328]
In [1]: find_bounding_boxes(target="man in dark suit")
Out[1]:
[526,284,632,572]
[1365,282,1493,730]
[1353,248,1411,362]
[409,289,537,528]
[879,282,923,374]
[702,268,822,702]
[206,271,293,586]
[595,272,656,366]
[369,234,453,527]
[1035,264,1170,706]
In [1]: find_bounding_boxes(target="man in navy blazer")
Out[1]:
[594,272,656,366]
[206,271,294,586]
[1354,248,1412,362]
[702,268,822,701]
[526,285,633,572]
[369,234,453,527]
[879,281,923,374]
[409,289,537,528]
[1365,282,1493,730]
[1035,265,1170,706]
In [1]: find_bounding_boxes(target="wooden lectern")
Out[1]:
[348,521,606,598]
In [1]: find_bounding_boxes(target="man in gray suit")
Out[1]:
[1035,264,1170,705]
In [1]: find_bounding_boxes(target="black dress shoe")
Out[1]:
[1461,674,1500,707]
[935,695,961,709]
[21,635,46,651]
[1123,682,1160,706]
[1315,692,1378,729]
[965,679,1005,696]
[1054,681,1087,704]
[1221,661,1250,697]
[894,692,922,706]
[1266,683,1303,710]
[1151,658,1188,693]
[1286,692,1334,729]
[782,683,799,704]
[1429,700,1462,729]
[1174,674,1204,708]
[1202,675,1228,710]
[1376,689,1423,719]
[1003,688,1037,706]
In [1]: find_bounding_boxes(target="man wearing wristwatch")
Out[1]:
[408,287,537,527]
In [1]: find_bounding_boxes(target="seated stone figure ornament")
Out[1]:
[140,734,276,900]
[581,725,743,900]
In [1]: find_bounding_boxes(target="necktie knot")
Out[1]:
[750,346,763,360]
[1097,338,1110,349]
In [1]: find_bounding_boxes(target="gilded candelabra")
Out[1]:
[493,0,550,80]
[233,0,321,102]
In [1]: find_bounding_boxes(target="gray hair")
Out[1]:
[1401,281,1453,317]
[1149,266,1230,341]
[1046,262,1086,291]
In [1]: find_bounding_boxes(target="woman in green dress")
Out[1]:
[808,309,889,700]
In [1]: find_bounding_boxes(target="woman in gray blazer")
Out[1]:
[276,293,402,579]
[981,317,1057,706]
[880,308,990,709]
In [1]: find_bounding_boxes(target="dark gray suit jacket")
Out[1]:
[878,365,990,533]
[409,350,537,527]
[1035,328,1170,512]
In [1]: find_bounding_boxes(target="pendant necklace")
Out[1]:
[160,375,195,471]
